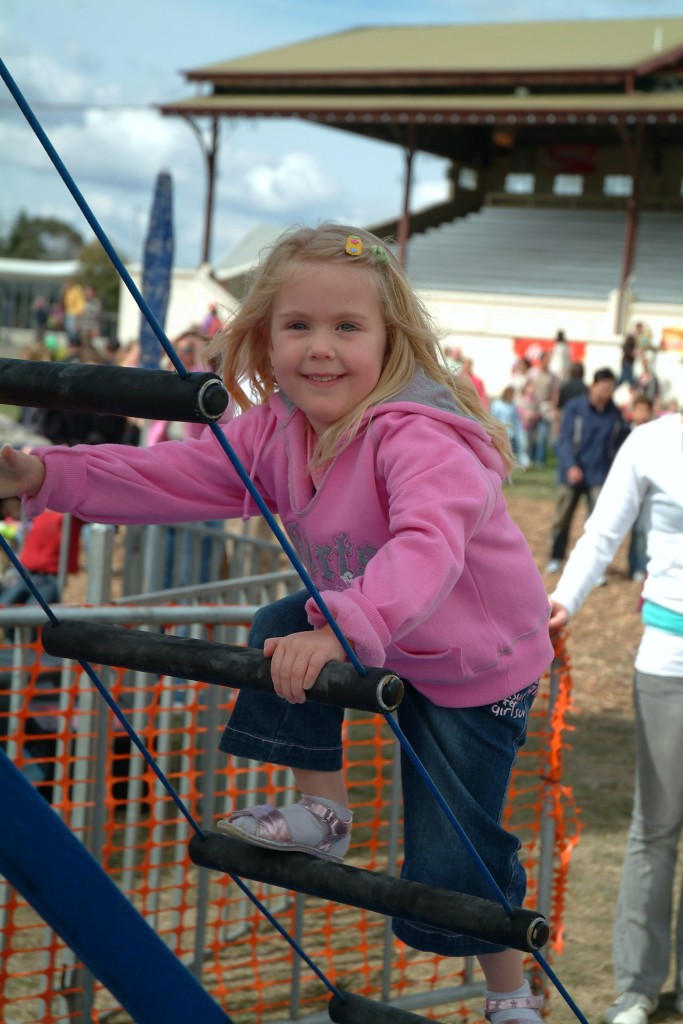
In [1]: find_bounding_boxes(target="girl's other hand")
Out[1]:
[0,446,46,498]
[264,625,347,704]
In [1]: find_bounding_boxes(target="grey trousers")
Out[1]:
[613,669,683,1000]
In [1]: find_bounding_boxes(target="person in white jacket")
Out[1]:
[549,410,683,1024]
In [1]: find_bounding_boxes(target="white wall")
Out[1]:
[117,266,683,405]
[117,263,239,346]
[423,287,683,404]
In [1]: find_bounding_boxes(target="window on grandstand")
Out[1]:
[458,167,478,190]
[604,175,633,197]
[553,174,584,196]
[504,173,535,194]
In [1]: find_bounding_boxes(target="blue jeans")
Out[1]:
[220,591,345,770]
[628,510,647,577]
[221,590,537,956]
[532,418,552,466]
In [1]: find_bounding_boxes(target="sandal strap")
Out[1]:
[228,804,292,845]
[299,797,351,854]
[484,994,544,1020]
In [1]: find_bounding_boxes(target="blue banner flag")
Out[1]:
[139,171,174,369]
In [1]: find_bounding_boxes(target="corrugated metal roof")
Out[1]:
[187,18,683,78]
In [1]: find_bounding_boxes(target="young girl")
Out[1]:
[0,224,552,1024]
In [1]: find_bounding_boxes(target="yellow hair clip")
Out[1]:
[345,235,363,256]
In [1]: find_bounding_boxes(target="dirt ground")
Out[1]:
[503,490,681,1024]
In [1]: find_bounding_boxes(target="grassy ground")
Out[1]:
[1,403,20,421]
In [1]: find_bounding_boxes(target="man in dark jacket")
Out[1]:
[546,367,628,573]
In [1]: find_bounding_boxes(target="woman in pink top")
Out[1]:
[0,224,551,1024]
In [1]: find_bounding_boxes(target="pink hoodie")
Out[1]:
[27,371,552,707]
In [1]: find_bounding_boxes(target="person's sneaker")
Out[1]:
[603,992,658,1024]
[545,559,562,574]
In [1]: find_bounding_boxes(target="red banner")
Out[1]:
[514,337,586,365]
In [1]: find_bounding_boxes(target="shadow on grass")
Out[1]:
[564,708,635,835]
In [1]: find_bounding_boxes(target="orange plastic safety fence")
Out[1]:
[0,624,580,1024]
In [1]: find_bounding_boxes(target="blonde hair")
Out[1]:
[208,222,512,470]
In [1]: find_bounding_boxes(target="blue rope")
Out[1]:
[0,537,60,627]
[0,52,364,676]
[228,873,345,1001]
[0,58,186,380]
[384,711,592,1024]
[0,53,589,1023]
[534,951,590,1024]
[207,422,365,674]
[0,531,348,1002]
[0,51,351,1002]
[382,712,514,916]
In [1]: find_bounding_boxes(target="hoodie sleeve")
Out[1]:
[305,413,501,666]
[24,408,277,525]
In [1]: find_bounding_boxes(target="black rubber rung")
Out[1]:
[329,992,440,1023]
[189,832,550,952]
[0,357,228,422]
[40,620,404,714]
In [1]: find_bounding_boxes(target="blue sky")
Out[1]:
[2,0,682,267]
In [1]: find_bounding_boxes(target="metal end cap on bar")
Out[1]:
[376,673,404,712]
[527,914,550,950]
[196,376,229,420]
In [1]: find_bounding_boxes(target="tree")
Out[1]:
[0,212,84,260]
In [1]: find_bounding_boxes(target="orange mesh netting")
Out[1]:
[0,621,581,1023]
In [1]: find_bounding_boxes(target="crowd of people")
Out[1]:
[2,250,681,1024]
[447,324,682,1024]
[32,279,103,361]
[4,305,229,610]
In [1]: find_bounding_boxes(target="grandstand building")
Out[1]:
[155,16,683,398]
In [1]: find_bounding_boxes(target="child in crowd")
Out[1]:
[0,503,83,639]
[0,224,552,1023]
[490,385,530,469]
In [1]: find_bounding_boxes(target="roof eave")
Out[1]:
[182,68,632,89]
[634,42,683,76]
[158,98,683,126]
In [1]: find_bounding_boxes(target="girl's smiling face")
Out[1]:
[269,262,387,435]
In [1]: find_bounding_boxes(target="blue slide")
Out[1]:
[0,748,231,1024]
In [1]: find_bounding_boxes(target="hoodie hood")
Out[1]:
[274,364,505,480]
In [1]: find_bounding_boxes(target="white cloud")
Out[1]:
[244,152,335,211]
[2,0,681,267]
[411,178,451,211]
[3,52,87,105]
[59,109,191,186]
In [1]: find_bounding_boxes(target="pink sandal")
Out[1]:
[484,993,544,1022]
[216,797,351,863]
